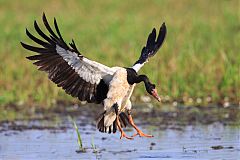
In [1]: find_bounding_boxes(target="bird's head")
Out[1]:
[145,82,161,102]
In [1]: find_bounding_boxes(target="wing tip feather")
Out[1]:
[160,22,167,35]
[20,41,28,49]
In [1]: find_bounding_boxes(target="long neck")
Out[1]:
[134,75,149,85]
[128,74,149,88]
[134,75,151,94]
[126,69,152,95]
[126,68,150,87]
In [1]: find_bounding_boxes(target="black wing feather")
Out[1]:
[34,20,54,45]
[26,29,51,48]
[42,13,59,40]
[21,42,50,54]
[135,22,167,64]
[54,18,64,42]
[21,13,108,104]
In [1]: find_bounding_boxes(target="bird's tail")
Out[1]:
[97,110,129,134]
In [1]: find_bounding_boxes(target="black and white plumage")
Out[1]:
[132,24,166,72]
[21,13,166,139]
[22,14,116,104]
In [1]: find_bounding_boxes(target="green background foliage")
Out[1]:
[0,0,239,107]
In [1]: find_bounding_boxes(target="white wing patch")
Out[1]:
[56,45,116,84]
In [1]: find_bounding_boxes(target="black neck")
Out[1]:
[134,75,149,84]
[126,68,149,86]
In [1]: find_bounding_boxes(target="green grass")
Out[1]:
[69,116,86,152]
[0,0,239,107]
[91,136,98,153]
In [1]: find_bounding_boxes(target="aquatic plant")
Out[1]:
[91,136,98,153]
[69,116,86,152]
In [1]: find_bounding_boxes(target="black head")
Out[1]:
[145,82,161,102]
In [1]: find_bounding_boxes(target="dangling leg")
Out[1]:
[113,104,133,140]
[127,110,153,138]
[116,115,133,140]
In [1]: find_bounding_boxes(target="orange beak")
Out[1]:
[151,89,161,102]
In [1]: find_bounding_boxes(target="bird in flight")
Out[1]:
[21,13,167,140]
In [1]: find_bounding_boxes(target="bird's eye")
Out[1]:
[152,84,156,88]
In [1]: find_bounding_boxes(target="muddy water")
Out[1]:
[0,106,239,160]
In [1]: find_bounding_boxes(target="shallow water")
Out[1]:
[0,106,239,160]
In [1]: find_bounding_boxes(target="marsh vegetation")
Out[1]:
[0,0,239,108]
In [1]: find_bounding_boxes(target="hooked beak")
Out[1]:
[151,89,161,102]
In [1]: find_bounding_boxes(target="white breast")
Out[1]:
[103,68,131,111]
[120,84,135,111]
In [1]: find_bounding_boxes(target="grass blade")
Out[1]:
[68,116,85,152]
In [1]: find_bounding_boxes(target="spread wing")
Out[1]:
[134,23,167,65]
[21,13,116,103]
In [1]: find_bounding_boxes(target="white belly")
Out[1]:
[103,68,134,111]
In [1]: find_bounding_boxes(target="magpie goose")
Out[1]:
[21,13,167,140]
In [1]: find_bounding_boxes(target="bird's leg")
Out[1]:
[113,104,133,140]
[116,116,133,140]
[127,110,153,138]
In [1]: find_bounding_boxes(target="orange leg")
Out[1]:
[116,115,133,140]
[127,111,153,138]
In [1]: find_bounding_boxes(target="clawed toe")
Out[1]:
[127,113,153,138]
[131,131,153,138]
[120,132,134,140]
